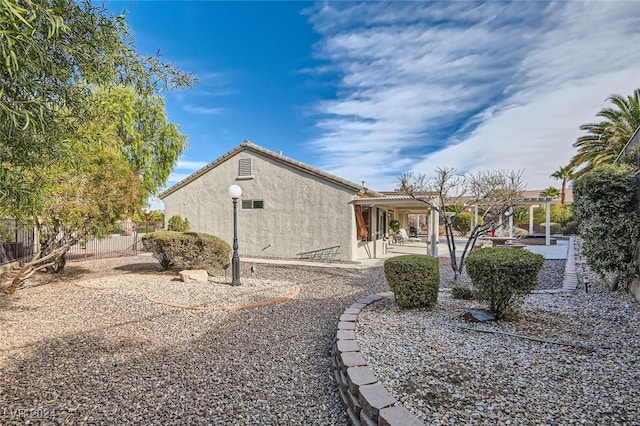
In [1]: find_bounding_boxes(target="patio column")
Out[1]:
[371,207,378,258]
[507,207,513,238]
[545,201,551,245]
[529,205,538,235]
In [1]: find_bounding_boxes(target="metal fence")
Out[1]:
[66,221,163,261]
[0,220,36,266]
[615,125,640,166]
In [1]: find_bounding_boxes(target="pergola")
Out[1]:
[352,194,559,260]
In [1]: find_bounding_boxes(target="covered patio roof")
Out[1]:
[350,195,433,212]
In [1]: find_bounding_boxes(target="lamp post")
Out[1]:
[228,184,242,286]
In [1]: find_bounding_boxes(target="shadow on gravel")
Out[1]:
[113,261,163,273]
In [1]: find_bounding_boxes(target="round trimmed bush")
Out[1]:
[384,255,439,308]
[142,231,231,273]
[465,248,544,319]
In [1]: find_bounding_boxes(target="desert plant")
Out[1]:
[451,281,474,300]
[466,248,544,319]
[142,231,231,273]
[168,215,190,232]
[384,255,439,308]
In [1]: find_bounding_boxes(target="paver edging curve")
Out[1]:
[331,292,425,426]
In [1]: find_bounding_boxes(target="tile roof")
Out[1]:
[158,141,383,199]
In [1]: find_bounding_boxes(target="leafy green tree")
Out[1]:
[570,89,640,177]
[0,0,192,212]
[5,143,146,293]
[89,86,187,194]
[452,212,472,235]
[168,215,190,232]
[573,165,640,291]
[550,165,574,205]
[0,1,193,292]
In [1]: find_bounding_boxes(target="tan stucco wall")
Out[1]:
[163,151,358,261]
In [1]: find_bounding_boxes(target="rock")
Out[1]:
[464,308,496,322]
[179,269,208,282]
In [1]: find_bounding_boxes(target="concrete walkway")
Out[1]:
[245,236,570,270]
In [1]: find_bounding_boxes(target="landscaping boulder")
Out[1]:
[179,269,208,283]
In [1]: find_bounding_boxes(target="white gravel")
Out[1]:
[357,238,640,425]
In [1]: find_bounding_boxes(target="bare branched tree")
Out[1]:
[398,168,525,282]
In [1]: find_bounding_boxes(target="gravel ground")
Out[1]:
[438,257,566,291]
[0,257,389,425]
[357,239,640,425]
[1,242,631,425]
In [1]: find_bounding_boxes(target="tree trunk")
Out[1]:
[611,275,620,292]
[3,244,72,294]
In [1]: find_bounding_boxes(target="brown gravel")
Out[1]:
[0,255,390,425]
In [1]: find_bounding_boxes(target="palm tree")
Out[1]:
[540,186,561,198]
[570,89,640,177]
[550,165,573,205]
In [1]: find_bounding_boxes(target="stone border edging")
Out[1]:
[331,293,425,426]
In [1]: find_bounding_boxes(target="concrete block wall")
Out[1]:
[331,293,425,426]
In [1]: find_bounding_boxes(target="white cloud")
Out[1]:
[306,1,640,191]
[181,104,224,115]
[166,172,192,185]
[176,159,208,171]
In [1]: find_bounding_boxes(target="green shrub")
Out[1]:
[451,281,474,300]
[142,231,231,273]
[452,212,472,235]
[562,221,578,235]
[168,215,190,232]
[573,165,640,289]
[465,248,544,319]
[384,255,439,308]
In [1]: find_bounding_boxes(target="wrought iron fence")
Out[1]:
[0,220,164,266]
[66,221,163,261]
[0,220,35,266]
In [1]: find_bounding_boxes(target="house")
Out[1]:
[159,141,415,262]
[159,141,563,263]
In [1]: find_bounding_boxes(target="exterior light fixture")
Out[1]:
[228,184,242,286]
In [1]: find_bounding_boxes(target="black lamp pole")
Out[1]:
[228,184,242,286]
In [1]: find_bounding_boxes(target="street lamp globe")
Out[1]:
[228,184,242,199]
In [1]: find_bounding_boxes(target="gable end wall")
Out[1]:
[163,150,357,261]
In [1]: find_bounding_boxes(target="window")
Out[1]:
[242,199,264,209]
[238,158,252,179]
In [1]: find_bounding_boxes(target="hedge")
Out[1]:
[466,248,543,319]
[384,255,439,308]
[142,231,231,273]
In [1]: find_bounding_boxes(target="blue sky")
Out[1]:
[105,1,640,209]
